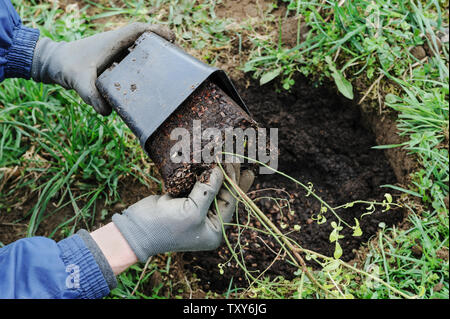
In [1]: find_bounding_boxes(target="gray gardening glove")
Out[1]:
[31,23,175,116]
[112,165,255,262]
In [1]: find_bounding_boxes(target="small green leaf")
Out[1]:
[352,225,362,237]
[329,229,338,242]
[385,93,399,104]
[334,242,343,259]
[260,68,282,85]
[331,70,354,100]
[352,218,362,237]
[384,193,393,203]
[323,260,340,272]
[325,56,354,99]
[218,263,224,275]
[173,14,183,25]
[417,286,425,297]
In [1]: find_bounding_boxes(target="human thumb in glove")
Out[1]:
[31,23,175,116]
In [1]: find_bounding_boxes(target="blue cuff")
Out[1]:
[5,24,39,79]
[57,235,110,299]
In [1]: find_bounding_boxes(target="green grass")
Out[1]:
[0,0,448,299]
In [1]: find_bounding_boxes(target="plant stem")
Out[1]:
[222,169,330,295]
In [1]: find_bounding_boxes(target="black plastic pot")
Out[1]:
[96,32,249,150]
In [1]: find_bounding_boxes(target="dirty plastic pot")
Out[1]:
[96,32,258,197]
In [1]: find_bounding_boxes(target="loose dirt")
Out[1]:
[182,75,406,292]
[216,0,276,21]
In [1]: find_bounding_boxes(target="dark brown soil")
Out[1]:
[362,111,418,185]
[182,76,405,292]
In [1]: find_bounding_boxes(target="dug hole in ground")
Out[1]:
[175,72,415,293]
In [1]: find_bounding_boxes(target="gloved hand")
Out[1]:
[112,165,254,262]
[31,23,175,116]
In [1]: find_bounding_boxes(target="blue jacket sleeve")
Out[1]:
[0,235,111,299]
[0,0,40,82]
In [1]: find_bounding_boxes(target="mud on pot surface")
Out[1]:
[182,76,405,293]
